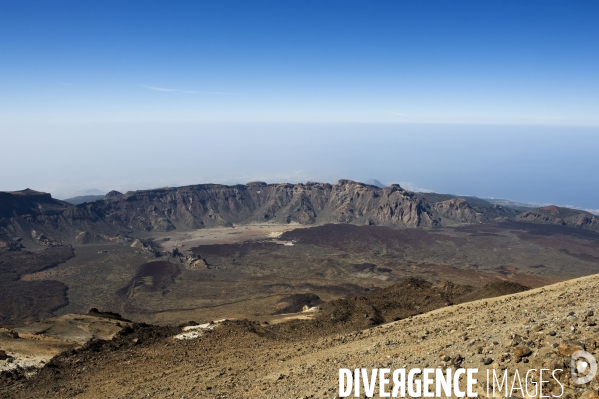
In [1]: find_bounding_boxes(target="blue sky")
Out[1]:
[1,1,598,210]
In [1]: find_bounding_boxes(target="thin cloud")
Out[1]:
[142,85,196,93]
[141,85,239,95]
[398,181,434,193]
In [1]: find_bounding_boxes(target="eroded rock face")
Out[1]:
[52,180,478,232]
[2,181,597,242]
[31,230,61,247]
[517,205,599,231]
[434,198,483,223]
[1,181,444,239]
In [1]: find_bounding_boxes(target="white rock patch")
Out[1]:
[174,319,230,340]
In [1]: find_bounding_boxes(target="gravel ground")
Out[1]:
[2,274,599,398]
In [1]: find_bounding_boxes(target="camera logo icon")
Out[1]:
[571,350,597,384]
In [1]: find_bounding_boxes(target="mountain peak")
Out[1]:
[364,179,386,188]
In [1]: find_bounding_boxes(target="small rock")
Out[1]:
[451,355,464,366]
[513,344,532,358]
[557,340,585,356]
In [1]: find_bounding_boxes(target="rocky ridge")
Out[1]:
[517,205,599,230]
[3,180,598,246]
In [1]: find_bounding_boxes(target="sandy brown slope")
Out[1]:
[2,275,598,398]
[0,313,132,375]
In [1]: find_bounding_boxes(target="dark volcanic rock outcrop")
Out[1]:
[0,189,70,246]
[0,189,69,219]
[516,205,599,231]
[276,277,530,334]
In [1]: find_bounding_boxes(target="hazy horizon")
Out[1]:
[2,123,598,214]
[2,2,598,212]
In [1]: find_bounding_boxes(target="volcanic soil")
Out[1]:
[3,275,599,398]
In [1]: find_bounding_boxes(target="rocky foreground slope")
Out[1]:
[2,180,598,246]
[1,275,598,398]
